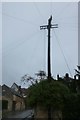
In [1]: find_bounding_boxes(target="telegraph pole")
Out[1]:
[40,15,58,80]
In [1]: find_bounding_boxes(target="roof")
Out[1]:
[20,88,28,97]
[11,82,19,88]
[2,84,22,98]
[11,89,22,98]
[11,82,19,91]
[2,84,13,98]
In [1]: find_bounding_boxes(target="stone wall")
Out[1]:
[2,95,25,113]
[34,106,62,120]
[2,96,13,112]
[35,106,48,119]
[13,95,25,111]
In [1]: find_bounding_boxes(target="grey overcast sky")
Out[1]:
[2,2,78,87]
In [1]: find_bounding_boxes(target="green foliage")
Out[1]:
[27,80,70,110]
[63,93,80,119]
[26,79,80,119]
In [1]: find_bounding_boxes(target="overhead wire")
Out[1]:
[55,2,72,20]
[3,29,40,57]
[56,20,78,70]
[27,31,43,64]
[50,0,53,15]
[2,12,38,26]
[2,11,48,68]
[2,11,41,52]
[53,30,73,77]
[33,2,45,24]
[50,2,77,76]
[58,2,77,21]
[33,2,75,77]
[4,29,41,84]
[33,2,48,73]
[4,22,39,51]
[2,2,77,78]
[51,2,78,24]
[3,31,43,85]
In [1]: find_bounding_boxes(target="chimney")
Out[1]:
[19,86,22,95]
[19,86,21,90]
[74,75,76,80]
[65,73,69,78]
[78,75,80,80]
[57,74,59,80]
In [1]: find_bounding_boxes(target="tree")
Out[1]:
[21,70,46,87]
[27,79,70,119]
[35,70,46,80]
[63,93,80,120]
[75,66,80,79]
[21,74,36,86]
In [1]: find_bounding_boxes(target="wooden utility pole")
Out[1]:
[40,15,58,80]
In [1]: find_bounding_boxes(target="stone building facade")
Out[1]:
[2,84,25,116]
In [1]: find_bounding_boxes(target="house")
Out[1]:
[2,84,13,112]
[11,82,22,93]
[11,82,28,98]
[57,73,80,93]
[11,83,19,92]
[20,88,28,98]
[2,84,25,116]
[11,82,23,96]
[0,85,2,101]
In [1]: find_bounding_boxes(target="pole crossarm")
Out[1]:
[40,25,47,30]
[40,24,58,30]
[51,24,58,28]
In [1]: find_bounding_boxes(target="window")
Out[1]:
[2,100,8,110]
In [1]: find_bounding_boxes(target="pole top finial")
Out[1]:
[48,15,52,23]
